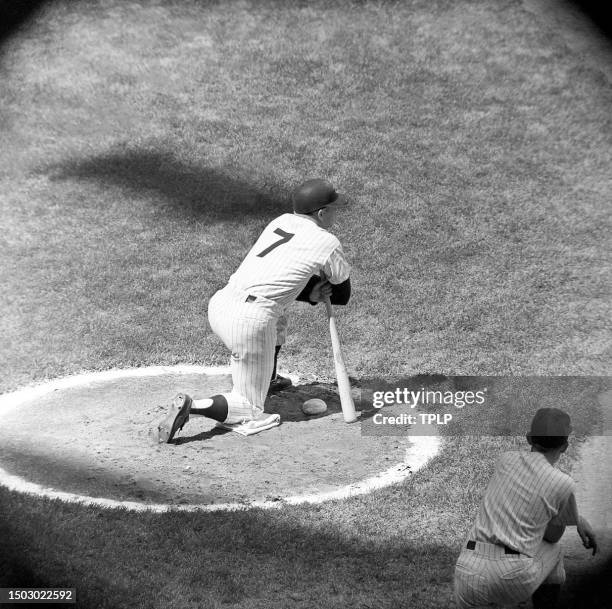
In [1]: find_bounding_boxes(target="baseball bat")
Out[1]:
[324,297,358,423]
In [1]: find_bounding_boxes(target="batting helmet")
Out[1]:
[292,179,347,214]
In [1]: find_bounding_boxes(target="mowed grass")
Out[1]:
[0,0,610,607]
[1,0,609,389]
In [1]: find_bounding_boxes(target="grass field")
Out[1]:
[0,0,610,607]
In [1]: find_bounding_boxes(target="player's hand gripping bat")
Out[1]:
[324,297,358,423]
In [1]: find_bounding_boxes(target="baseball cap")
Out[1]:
[292,179,348,214]
[528,408,572,437]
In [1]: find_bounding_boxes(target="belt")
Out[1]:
[466,540,520,555]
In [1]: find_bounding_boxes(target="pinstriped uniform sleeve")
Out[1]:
[551,476,578,525]
[322,243,350,284]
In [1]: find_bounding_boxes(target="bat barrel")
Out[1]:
[325,297,358,424]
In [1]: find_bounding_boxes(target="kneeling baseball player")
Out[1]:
[158,178,351,442]
[454,408,598,609]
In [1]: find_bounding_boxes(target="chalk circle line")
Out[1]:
[0,365,441,512]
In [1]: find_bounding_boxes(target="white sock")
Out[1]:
[193,398,214,409]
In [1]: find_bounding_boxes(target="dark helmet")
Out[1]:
[292,179,347,214]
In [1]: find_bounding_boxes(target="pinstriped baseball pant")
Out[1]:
[208,285,282,424]
[454,539,565,608]
[275,314,288,346]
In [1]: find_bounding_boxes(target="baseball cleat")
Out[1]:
[268,375,292,393]
[158,393,192,443]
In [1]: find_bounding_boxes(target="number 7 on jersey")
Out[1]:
[257,228,295,258]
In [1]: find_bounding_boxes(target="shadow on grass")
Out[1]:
[2,482,610,608]
[0,510,104,609]
[0,503,130,609]
[0,552,94,609]
[562,554,612,608]
[45,148,288,221]
[0,549,47,588]
[0,486,458,608]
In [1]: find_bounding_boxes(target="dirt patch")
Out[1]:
[0,369,439,507]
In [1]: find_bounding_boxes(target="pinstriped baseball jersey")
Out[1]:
[469,452,575,557]
[228,213,350,308]
[454,451,575,607]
